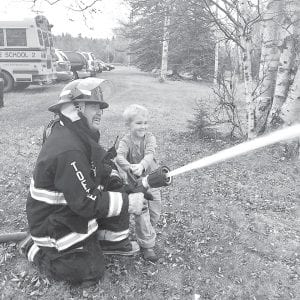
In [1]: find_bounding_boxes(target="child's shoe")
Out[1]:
[142,248,158,262]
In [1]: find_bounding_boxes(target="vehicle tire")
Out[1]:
[14,82,31,90]
[72,71,79,80]
[1,71,14,92]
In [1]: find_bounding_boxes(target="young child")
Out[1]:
[116,104,161,262]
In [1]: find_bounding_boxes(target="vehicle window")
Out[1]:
[42,31,49,47]
[82,53,88,59]
[65,52,81,62]
[60,52,69,61]
[77,53,85,63]
[37,30,44,46]
[57,52,67,61]
[80,55,88,64]
[6,28,27,46]
[0,29,4,46]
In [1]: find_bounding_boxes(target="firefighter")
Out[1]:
[20,78,146,286]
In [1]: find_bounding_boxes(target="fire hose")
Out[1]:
[0,232,28,243]
[0,167,172,244]
[1,124,300,243]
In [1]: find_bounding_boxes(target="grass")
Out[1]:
[0,66,299,299]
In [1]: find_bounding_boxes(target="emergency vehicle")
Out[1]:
[0,15,56,92]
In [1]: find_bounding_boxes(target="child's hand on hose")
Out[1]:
[130,164,144,177]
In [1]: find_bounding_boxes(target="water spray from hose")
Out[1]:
[167,124,300,178]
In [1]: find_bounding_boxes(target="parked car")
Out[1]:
[105,62,115,71]
[81,52,97,76]
[95,59,115,71]
[52,49,73,81]
[63,51,90,79]
[94,62,103,73]
[94,59,104,73]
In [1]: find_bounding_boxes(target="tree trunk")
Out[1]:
[160,7,171,82]
[267,0,300,127]
[267,36,296,127]
[279,60,300,125]
[254,0,283,134]
[239,0,255,138]
[213,0,219,85]
[214,41,219,84]
[236,45,243,81]
[241,36,256,139]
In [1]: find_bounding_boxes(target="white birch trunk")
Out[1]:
[279,60,300,158]
[254,0,283,134]
[214,41,219,85]
[241,36,255,139]
[236,45,243,81]
[280,62,300,125]
[267,36,295,127]
[268,0,300,126]
[160,8,170,82]
[214,1,219,85]
[239,0,255,138]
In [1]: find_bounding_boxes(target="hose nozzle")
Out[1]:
[146,166,172,188]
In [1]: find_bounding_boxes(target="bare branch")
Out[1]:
[199,0,240,27]
[202,0,243,48]
[30,0,102,13]
[44,0,62,4]
[68,0,102,12]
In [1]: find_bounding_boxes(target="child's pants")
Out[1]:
[135,188,161,249]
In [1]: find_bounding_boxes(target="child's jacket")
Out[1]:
[116,132,159,178]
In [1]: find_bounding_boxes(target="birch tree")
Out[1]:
[203,0,300,138]
[202,0,261,138]
[280,60,300,125]
[267,36,296,127]
[274,0,300,126]
[160,1,171,82]
[254,0,284,134]
[239,0,256,138]
[213,1,219,85]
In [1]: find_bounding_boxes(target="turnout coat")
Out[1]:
[26,119,129,255]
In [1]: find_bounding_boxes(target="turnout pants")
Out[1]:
[26,210,130,284]
[32,234,104,283]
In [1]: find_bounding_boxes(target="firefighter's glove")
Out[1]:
[101,164,123,191]
[106,173,123,191]
[124,177,154,201]
[128,193,147,215]
[102,163,112,178]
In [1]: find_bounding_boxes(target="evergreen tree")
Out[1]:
[122,0,215,78]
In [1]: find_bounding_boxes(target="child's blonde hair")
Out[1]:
[123,104,149,125]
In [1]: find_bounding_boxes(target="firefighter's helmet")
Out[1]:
[48,78,113,112]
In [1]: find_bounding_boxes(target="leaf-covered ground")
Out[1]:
[0,67,299,299]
